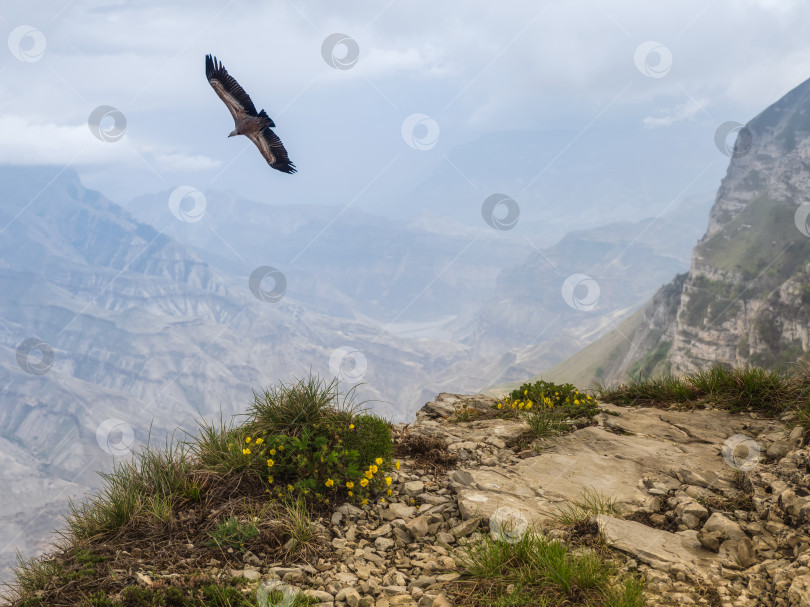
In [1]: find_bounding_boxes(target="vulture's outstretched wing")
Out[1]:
[247,128,297,174]
[205,54,257,120]
[205,54,296,174]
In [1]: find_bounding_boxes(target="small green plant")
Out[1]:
[453,403,479,422]
[206,516,259,551]
[452,526,646,606]
[8,551,63,595]
[544,487,622,525]
[494,380,600,438]
[83,591,117,607]
[280,496,316,552]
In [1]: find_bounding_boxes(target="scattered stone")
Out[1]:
[336,587,362,607]
[779,488,801,517]
[404,481,425,496]
[304,589,334,602]
[677,468,709,488]
[450,517,480,537]
[383,503,415,521]
[788,573,810,605]
[697,529,723,552]
[703,513,747,541]
[720,537,757,569]
[406,515,429,540]
[767,440,791,460]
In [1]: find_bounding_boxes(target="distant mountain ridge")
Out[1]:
[0,165,711,581]
[0,167,463,579]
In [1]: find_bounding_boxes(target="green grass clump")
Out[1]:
[544,488,622,526]
[596,361,810,425]
[64,433,199,542]
[190,375,395,507]
[452,528,646,606]
[494,380,601,438]
[205,515,259,551]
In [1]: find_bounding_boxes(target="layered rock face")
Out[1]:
[626,79,810,377]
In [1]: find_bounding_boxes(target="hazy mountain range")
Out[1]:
[0,163,711,579]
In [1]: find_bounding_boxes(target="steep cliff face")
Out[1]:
[631,78,810,377]
[519,79,810,391]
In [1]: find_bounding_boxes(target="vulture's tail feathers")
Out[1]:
[257,109,275,128]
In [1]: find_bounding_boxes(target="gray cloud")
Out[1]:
[1,0,809,206]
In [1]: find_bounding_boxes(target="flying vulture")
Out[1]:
[205,54,296,174]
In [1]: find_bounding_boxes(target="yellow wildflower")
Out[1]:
[526,402,533,410]
[266,458,275,467]
[267,475,273,484]
[325,479,334,488]
[370,465,378,474]
[242,448,251,455]
[385,476,392,486]
[346,481,354,489]
[360,478,369,487]
[287,484,293,492]
[269,448,276,456]
[255,438,264,445]
[362,498,368,506]
[348,491,353,497]
[364,470,373,479]
[375,457,383,466]
[497,403,502,409]
[574,399,580,405]
[349,424,355,430]
[387,489,392,496]
[395,460,400,470]
[245,436,251,443]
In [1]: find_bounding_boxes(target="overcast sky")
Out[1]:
[2,0,810,222]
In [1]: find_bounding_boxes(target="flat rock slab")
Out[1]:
[595,514,720,576]
[444,402,787,576]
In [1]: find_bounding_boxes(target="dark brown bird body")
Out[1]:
[205,54,296,174]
